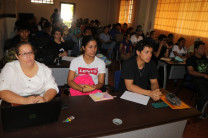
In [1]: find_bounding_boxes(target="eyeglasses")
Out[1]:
[18,51,34,57]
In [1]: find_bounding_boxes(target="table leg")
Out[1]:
[163,64,167,89]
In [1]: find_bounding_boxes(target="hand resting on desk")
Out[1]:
[149,89,162,101]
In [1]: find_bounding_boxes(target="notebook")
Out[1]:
[89,92,114,102]
[1,99,61,131]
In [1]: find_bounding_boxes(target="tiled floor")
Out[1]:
[108,60,208,138]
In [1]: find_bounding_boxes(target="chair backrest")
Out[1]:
[114,70,121,91]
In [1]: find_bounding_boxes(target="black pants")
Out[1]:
[192,78,208,112]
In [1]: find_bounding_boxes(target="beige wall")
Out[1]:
[16,0,119,26]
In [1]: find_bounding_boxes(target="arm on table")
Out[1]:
[0,90,37,104]
[187,66,208,79]
[124,79,161,101]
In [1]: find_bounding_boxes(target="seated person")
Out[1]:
[0,42,58,104]
[145,30,157,46]
[109,23,122,40]
[152,34,172,64]
[61,25,75,53]
[188,38,201,56]
[99,26,115,59]
[67,36,106,96]
[136,25,145,38]
[169,37,188,58]
[186,41,208,119]
[119,33,133,60]
[35,21,52,59]
[130,29,143,46]
[119,40,162,101]
[167,33,174,44]
[4,23,36,63]
[43,27,68,64]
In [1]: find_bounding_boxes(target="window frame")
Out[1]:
[31,0,54,5]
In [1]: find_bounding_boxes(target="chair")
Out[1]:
[114,70,121,91]
[176,74,196,99]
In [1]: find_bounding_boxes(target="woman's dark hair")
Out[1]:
[135,39,153,52]
[82,35,97,48]
[15,42,36,55]
[52,27,62,35]
[176,37,185,45]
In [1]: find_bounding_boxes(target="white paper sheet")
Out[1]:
[62,56,76,62]
[120,91,150,105]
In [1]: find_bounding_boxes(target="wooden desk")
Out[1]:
[158,60,186,89]
[0,91,200,138]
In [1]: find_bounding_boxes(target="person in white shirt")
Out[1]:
[169,37,188,58]
[0,42,58,104]
[68,35,106,93]
[130,29,143,46]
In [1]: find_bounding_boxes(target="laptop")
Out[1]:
[1,99,61,131]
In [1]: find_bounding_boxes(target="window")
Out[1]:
[154,0,208,47]
[31,0,54,4]
[118,0,135,25]
[60,3,75,27]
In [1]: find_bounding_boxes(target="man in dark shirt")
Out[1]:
[4,24,36,63]
[119,40,162,101]
[186,41,208,119]
[152,34,171,64]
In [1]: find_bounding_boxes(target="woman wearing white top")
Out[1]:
[169,37,188,58]
[68,36,106,93]
[0,42,58,104]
